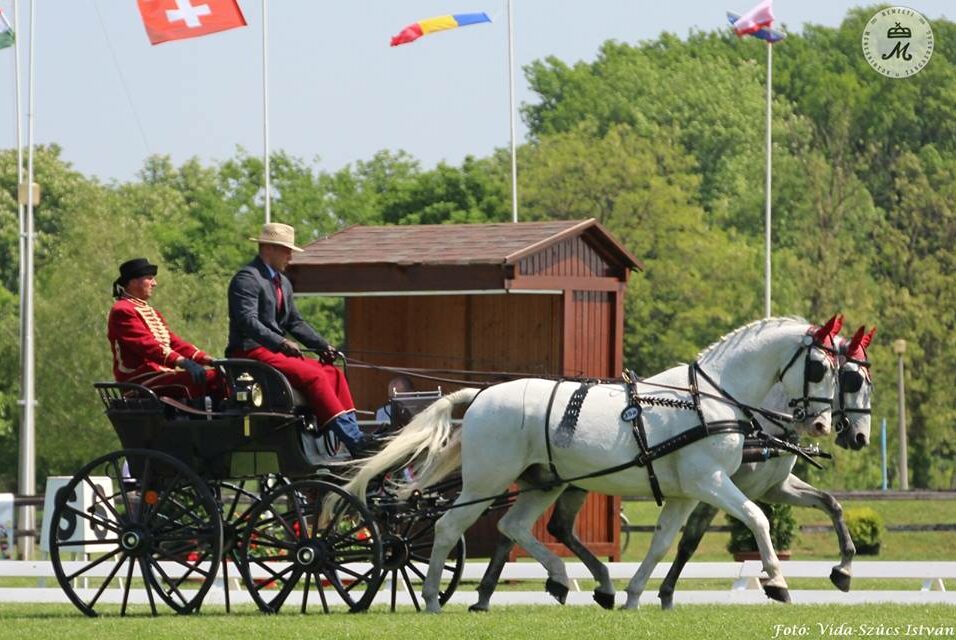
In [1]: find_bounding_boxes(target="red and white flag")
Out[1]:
[732,0,774,36]
[137,0,246,45]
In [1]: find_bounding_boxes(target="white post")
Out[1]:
[507,0,518,223]
[261,0,271,224]
[893,339,909,490]
[17,0,37,560]
[763,41,772,319]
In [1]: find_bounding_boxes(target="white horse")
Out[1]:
[467,325,876,612]
[344,315,843,612]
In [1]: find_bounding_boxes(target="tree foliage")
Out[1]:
[1,8,955,489]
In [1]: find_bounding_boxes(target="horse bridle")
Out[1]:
[833,354,872,434]
[777,333,838,423]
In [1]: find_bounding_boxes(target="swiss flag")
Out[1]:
[137,0,246,45]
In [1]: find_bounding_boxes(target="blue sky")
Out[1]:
[0,1,952,183]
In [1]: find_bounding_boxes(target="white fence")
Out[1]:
[2,560,955,607]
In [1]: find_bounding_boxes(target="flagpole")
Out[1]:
[10,0,29,560]
[17,0,37,560]
[763,40,772,319]
[507,0,518,223]
[12,0,25,373]
[262,0,271,224]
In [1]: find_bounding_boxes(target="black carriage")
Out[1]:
[47,359,461,617]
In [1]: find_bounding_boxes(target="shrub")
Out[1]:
[845,507,884,555]
[726,502,797,554]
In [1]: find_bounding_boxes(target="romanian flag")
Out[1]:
[0,9,14,50]
[728,0,785,43]
[390,13,491,47]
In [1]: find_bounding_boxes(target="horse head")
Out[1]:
[777,314,843,437]
[834,325,876,450]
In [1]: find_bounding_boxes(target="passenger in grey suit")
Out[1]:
[226,222,370,456]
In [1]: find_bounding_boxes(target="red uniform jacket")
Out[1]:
[107,296,208,384]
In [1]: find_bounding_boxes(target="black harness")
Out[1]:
[833,357,872,429]
[777,334,838,422]
[741,434,833,467]
[542,363,754,508]
[552,381,595,448]
[540,333,840,506]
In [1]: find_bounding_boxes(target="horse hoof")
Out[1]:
[763,584,791,603]
[468,603,489,613]
[830,567,852,592]
[545,578,569,605]
[593,590,615,610]
[659,593,674,610]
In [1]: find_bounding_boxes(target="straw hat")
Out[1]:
[249,222,303,252]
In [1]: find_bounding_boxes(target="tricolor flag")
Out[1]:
[137,0,246,46]
[728,0,785,43]
[0,9,15,50]
[391,13,492,47]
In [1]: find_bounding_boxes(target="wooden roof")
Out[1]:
[288,219,642,295]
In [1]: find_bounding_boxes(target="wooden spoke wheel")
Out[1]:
[207,479,264,612]
[48,449,223,617]
[237,479,383,614]
[378,511,465,612]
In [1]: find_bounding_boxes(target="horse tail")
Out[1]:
[341,387,481,504]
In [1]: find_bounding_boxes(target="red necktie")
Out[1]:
[272,273,284,313]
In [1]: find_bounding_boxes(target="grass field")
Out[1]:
[2,499,952,636]
[1,603,955,640]
[620,498,956,563]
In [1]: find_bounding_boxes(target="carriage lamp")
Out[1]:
[235,373,252,402]
[235,373,264,408]
[250,383,264,408]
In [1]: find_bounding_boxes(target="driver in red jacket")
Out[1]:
[107,258,221,399]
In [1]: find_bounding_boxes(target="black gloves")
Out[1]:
[319,345,340,365]
[181,358,206,385]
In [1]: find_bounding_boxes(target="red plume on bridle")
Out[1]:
[812,314,844,352]
[846,325,877,361]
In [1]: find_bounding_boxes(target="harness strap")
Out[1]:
[554,381,595,448]
[632,421,751,469]
[543,380,563,481]
[747,430,828,469]
[623,369,663,506]
[691,363,758,424]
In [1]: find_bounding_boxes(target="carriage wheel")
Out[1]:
[379,512,465,612]
[207,480,264,612]
[238,479,383,614]
[48,449,223,617]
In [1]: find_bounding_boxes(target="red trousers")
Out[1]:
[234,347,355,425]
[135,369,223,400]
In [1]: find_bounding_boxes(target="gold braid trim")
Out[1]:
[133,304,172,357]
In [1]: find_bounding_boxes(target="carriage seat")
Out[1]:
[385,389,443,430]
[290,387,308,408]
[95,381,163,413]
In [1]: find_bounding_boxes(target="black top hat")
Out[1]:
[113,258,158,297]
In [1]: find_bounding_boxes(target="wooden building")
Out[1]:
[289,219,642,560]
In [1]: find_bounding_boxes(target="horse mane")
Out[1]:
[696,316,808,361]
